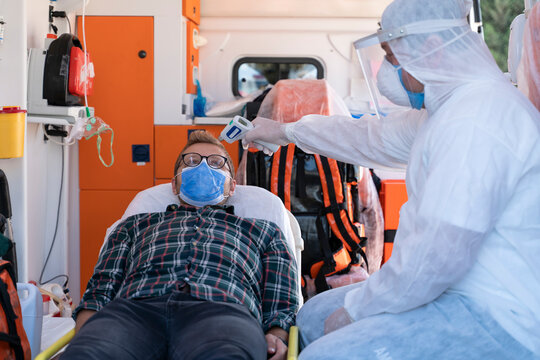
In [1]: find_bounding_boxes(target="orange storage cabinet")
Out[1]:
[77,16,154,295]
[186,20,199,95]
[79,190,139,294]
[78,16,154,191]
[379,179,408,265]
[183,0,200,24]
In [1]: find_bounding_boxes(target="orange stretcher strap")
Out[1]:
[310,246,352,279]
[314,155,369,270]
[270,144,295,211]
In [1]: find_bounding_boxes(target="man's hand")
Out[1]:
[324,307,353,335]
[75,309,97,333]
[265,327,288,360]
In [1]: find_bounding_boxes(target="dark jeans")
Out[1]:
[60,292,267,360]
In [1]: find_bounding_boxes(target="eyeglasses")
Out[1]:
[181,152,228,170]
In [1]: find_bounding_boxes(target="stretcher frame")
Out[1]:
[36,185,304,359]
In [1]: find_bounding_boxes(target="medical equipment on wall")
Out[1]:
[39,283,75,318]
[0,107,26,159]
[193,80,207,117]
[27,34,94,123]
[66,110,115,167]
[46,34,94,104]
[219,115,280,152]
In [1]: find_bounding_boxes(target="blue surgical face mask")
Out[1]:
[178,160,229,207]
[377,59,424,110]
[397,67,425,110]
[377,59,411,107]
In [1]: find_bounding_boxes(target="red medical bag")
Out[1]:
[69,46,94,97]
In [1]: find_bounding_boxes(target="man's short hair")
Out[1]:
[173,130,235,178]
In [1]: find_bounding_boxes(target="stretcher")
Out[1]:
[36,184,303,359]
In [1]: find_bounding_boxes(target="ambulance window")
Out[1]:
[233,57,324,97]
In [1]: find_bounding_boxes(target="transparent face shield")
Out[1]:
[353,19,469,119]
[354,33,406,120]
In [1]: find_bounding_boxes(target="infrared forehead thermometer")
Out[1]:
[219,116,280,153]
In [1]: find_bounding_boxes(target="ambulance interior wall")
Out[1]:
[0,0,28,282]
[0,0,75,286]
[197,0,390,102]
[198,17,379,103]
[201,0,391,19]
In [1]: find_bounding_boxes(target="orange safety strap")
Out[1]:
[0,261,30,360]
[270,148,281,197]
[314,155,365,253]
[310,246,351,279]
[283,144,295,210]
[270,144,295,211]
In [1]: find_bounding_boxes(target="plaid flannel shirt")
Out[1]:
[77,205,299,332]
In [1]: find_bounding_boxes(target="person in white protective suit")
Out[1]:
[517,1,540,111]
[244,0,540,358]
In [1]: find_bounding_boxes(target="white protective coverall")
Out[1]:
[518,2,540,111]
[275,0,540,358]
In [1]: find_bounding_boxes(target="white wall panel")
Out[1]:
[0,0,82,286]
[199,17,378,103]
[25,124,71,286]
[25,0,73,287]
[0,0,28,281]
[201,0,391,18]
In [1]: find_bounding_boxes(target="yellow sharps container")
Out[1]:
[0,107,26,158]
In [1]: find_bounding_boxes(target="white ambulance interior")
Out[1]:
[0,0,536,358]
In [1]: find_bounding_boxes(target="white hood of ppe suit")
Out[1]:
[382,0,507,113]
[287,0,540,355]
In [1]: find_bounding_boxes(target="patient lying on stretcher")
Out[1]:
[62,131,299,360]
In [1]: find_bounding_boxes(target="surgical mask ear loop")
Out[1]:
[96,127,114,167]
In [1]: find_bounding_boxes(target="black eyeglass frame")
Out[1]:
[181,152,229,170]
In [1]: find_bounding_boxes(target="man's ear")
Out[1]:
[228,179,237,196]
[171,177,178,195]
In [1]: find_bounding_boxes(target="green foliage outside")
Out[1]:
[481,0,524,71]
